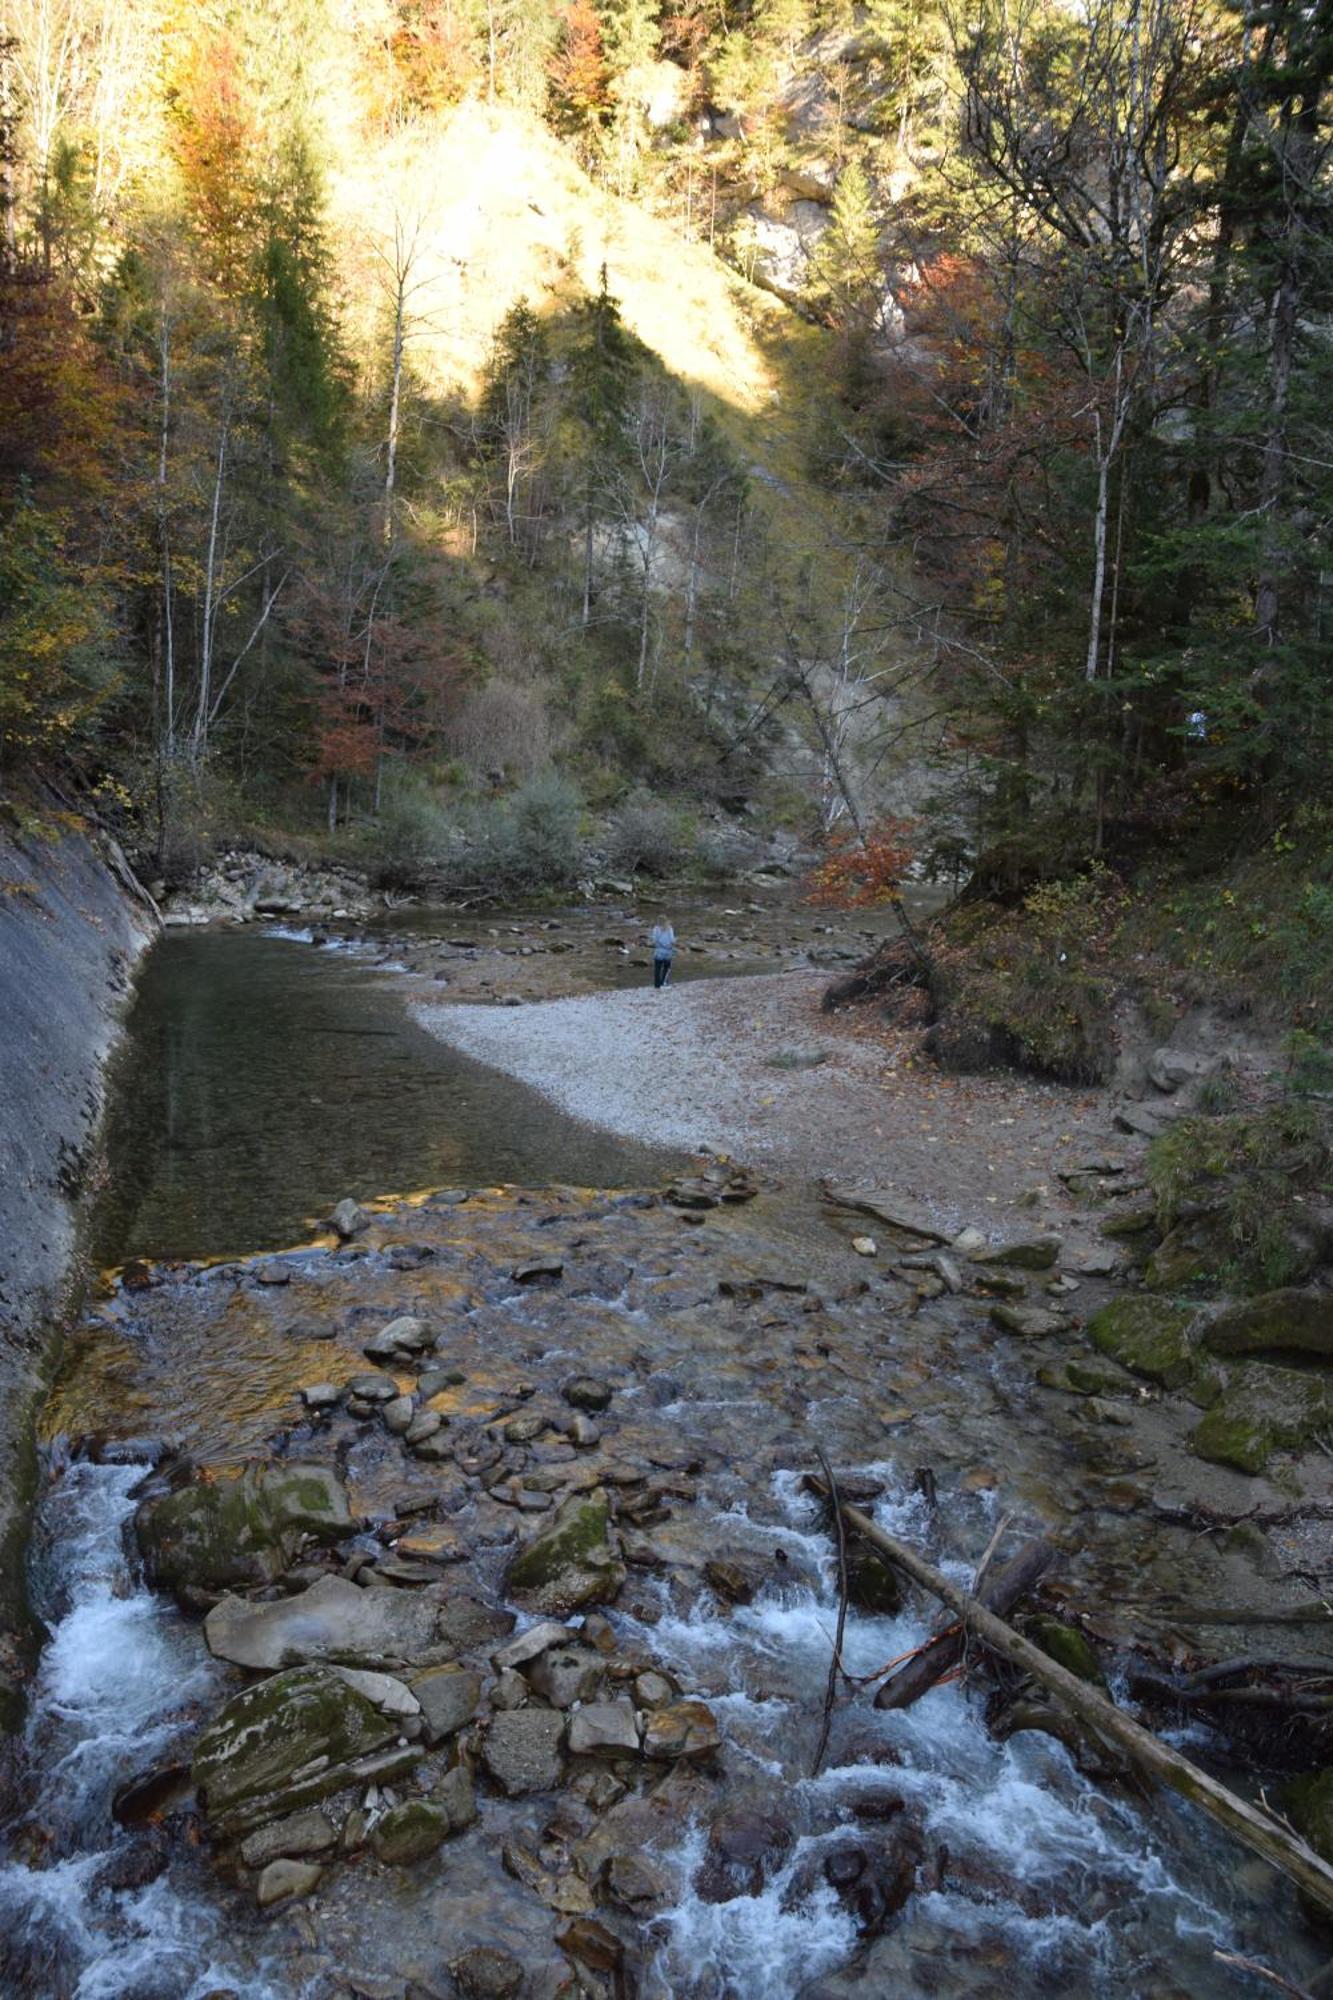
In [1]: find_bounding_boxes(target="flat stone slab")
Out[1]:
[204,1573,445,1670]
[481,1709,566,1796]
[567,1700,639,1756]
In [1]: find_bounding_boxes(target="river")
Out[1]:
[0,906,1322,2000]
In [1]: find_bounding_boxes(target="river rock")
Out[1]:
[562,1376,613,1412]
[255,1857,324,1906]
[567,1699,640,1755]
[193,1665,418,1838]
[382,1395,415,1434]
[642,1700,721,1762]
[239,1809,338,1869]
[204,1573,444,1670]
[449,1947,525,1999]
[299,1383,341,1410]
[1202,1288,1333,1361]
[989,1303,1066,1339]
[330,1666,420,1716]
[330,1198,369,1239]
[506,1488,626,1616]
[973,1236,1062,1271]
[434,1763,478,1831]
[134,1462,353,1601]
[557,1917,624,1974]
[512,1256,563,1284]
[112,1760,192,1826]
[1147,1047,1215,1092]
[493,1621,570,1671]
[1088,1298,1197,1387]
[371,1799,449,1865]
[364,1314,435,1360]
[348,1372,400,1402]
[396,1523,467,1565]
[696,1803,795,1903]
[481,1708,567,1795]
[411,1665,481,1743]
[527,1645,604,1709]
[405,1411,445,1449]
[1191,1361,1333,1474]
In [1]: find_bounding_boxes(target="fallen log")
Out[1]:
[809,1480,1333,1921]
[875,1540,1052,1711]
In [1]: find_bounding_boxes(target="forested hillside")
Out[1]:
[1,0,1330,1020]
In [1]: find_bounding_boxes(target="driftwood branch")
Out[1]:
[808,1480,1333,1920]
[875,1538,1052,1710]
[812,1448,850,1777]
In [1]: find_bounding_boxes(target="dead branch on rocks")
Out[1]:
[808,1477,1333,1921]
[812,1448,851,1778]
[874,1539,1053,1711]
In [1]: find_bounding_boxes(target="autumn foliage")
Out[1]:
[807,817,916,908]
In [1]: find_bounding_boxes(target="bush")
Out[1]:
[445,771,585,899]
[1145,1102,1331,1293]
[605,793,692,877]
[371,774,456,891]
[927,865,1128,1083]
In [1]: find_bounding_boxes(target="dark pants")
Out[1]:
[653,956,672,988]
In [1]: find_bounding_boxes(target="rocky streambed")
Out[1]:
[3,1162,1331,1999]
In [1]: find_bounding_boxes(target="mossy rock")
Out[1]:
[1190,1361,1333,1475]
[1100,1205,1160,1242]
[1025,1615,1106,1687]
[845,1545,903,1616]
[506,1487,625,1615]
[1064,1357,1136,1397]
[1278,1771,1333,1865]
[1145,1221,1228,1291]
[370,1800,449,1866]
[1087,1298,1197,1389]
[1203,1288,1333,1362]
[136,1463,352,1599]
[194,1666,398,1836]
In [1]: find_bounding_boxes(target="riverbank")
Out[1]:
[412,969,1124,1248]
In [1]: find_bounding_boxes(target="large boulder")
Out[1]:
[1203,1288,1333,1362]
[1087,1298,1197,1388]
[135,1463,352,1602]
[193,1665,420,1838]
[506,1488,626,1617]
[203,1573,446,1671]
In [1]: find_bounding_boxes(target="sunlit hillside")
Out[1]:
[330,101,834,520]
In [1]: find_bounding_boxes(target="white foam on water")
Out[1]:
[263,923,315,944]
[650,1825,858,2000]
[1,1458,287,1999]
[640,1462,1260,1996]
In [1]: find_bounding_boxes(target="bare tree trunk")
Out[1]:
[191,409,230,763]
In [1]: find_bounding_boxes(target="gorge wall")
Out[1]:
[0,812,157,1723]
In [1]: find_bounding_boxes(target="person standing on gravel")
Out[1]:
[650,917,676,989]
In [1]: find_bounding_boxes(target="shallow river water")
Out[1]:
[1,911,1324,2000]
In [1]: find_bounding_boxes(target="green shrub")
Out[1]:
[446,771,585,898]
[605,792,692,877]
[372,774,455,891]
[928,865,1127,1083]
[1146,1102,1331,1294]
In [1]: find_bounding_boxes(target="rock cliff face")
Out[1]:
[0,813,156,1720]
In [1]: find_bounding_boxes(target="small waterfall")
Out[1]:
[641,1470,1259,2000]
[0,1453,281,1999]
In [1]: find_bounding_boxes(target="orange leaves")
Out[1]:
[807,817,917,908]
